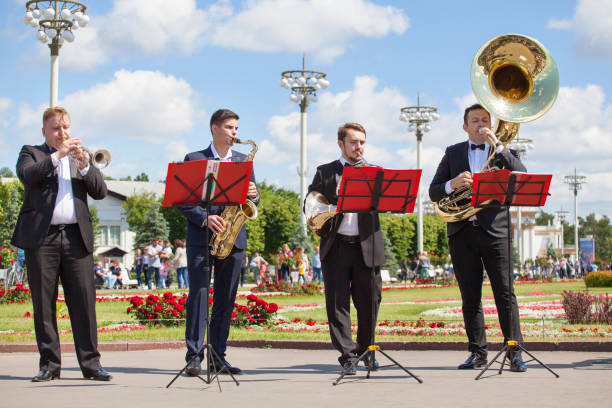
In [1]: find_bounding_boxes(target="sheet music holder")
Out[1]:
[470,169,559,380]
[164,159,252,390]
[333,166,423,385]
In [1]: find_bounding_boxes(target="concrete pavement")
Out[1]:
[1,348,611,407]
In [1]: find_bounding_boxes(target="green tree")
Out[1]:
[123,192,168,249]
[380,214,416,262]
[289,219,313,256]
[0,167,15,178]
[0,180,23,245]
[382,234,399,273]
[536,210,555,226]
[579,213,612,263]
[134,172,149,182]
[119,175,132,181]
[89,205,101,251]
[256,183,301,257]
[160,204,186,244]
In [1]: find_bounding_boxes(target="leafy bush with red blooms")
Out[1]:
[126,292,188,327]
[0,284,31,304]
[231,294,278,327]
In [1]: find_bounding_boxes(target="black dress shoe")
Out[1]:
[31,369,60,382]
[510,356,527,372]
[341,361,357,375]
[185,359,201,377]
[209,357,242,375]
[458,352,488,369]
[83,368,113,381]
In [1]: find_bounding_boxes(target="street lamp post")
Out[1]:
[399,94,439,254]
[564,169,587,273]
[555,210,569,256]
[507,136,534,265]
[279,56,329,231]
[23,1,90,107]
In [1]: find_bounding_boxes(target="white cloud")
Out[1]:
[548,0,612,61]
[15,69,203,149]
[60,69,201,144]
[211,0,409,62]
[33,0,409,70]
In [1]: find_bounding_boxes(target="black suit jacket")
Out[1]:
[429,141,526,238]
[307,160,385,268]
[177,145,259,248]
[11,144,107,253]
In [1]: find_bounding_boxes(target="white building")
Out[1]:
[88,180,166,267]
[511,207,572,263]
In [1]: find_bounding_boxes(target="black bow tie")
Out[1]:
[471,143,486,150]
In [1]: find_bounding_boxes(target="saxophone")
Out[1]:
[209,138,258,259]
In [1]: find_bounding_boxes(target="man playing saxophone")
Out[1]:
[178,109,259,376]
[429,104,527,372]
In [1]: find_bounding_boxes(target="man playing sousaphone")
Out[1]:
[304,122,385,375]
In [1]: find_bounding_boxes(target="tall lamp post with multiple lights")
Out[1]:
[399,95,439,254]
[564,169,587,273]
[507,135,534,265]
[279,56,330,230]
[23,1,90,107]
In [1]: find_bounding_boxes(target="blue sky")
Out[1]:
[1,0,611,218]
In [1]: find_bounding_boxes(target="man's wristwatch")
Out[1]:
[495,141,503,147]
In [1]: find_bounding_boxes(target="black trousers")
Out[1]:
[184,246,244,362]
[321,240,382,364]
[449,223,523,356]
[25,224,101,376]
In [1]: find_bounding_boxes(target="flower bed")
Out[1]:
[0,284,31,304]
[125,291,279,327]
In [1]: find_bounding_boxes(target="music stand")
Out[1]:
[470,169,559,380]
[163,159,252,390]
[332,166,423,386]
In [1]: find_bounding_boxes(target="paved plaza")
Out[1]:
[1,347,611,407]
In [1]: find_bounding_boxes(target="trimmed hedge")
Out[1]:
[585,270,612,287]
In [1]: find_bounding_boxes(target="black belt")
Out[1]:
[49,223,78,231]
[336,234,360,244]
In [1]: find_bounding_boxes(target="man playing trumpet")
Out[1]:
[11,106,111,382]
[305,122,385,374]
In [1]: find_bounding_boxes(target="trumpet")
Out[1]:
[69,145,111,169]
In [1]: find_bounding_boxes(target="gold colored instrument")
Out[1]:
[434,33,559,222]
[209,138,258,259]
[304,156,369,236]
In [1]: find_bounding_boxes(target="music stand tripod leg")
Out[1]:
[166,355,207,387]
[517,344,560,378]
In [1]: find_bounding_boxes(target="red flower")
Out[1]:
[126,307,132,313]
[247,294,258,302]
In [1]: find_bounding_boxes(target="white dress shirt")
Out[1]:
[444,141,503,195]
[210,143,233,162]
[50,152,89,225]
[336,157,359,236]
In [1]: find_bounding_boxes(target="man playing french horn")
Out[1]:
[178,109,259,377]
[304,122,385,375]
[429,104,527,372]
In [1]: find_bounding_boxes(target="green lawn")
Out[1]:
[1,281,610,343]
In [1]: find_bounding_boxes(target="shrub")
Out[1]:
[232,294,278,327]
[585,270,612,287]
[127,292,188,327]
[561,290,593,324]
[0,284,31,304]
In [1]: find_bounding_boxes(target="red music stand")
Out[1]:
[470,169,559,380]
[164,159,252,390]
[333,166,423,385]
